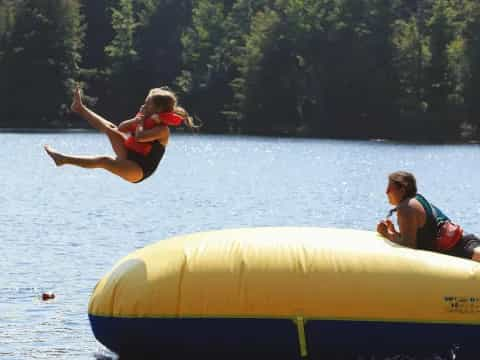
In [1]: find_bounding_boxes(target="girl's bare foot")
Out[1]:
[70,86,83,113]
[44,145,65,166]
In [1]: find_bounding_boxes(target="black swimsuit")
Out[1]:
[127,142,165,183]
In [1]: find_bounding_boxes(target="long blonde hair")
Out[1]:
[148,87,199,130]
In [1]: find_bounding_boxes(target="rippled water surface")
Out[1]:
[1,132,479,359]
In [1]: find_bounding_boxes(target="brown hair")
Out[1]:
[148,87,200,130]
[388,171,417,199]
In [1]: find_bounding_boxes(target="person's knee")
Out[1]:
[106,126,124,138]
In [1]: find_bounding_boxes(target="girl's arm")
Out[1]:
[118,106,146,133]
[118,115,143,133]
[135,124,170,143]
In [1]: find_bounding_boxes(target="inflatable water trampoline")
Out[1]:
[88,227,480,358]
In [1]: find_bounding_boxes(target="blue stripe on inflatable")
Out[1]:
[306,320,478,356]
[90,315,478,358]
[89,315,301,358]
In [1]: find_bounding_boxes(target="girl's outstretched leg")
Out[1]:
[44,145,143,183]
[71,87,117,133]
[71,87,127,158]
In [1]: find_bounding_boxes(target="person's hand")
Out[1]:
[384,219,395,233]
[134,111,145,123]
[377,221,389,237]
[377,219,399,241]
[139,104,154,118]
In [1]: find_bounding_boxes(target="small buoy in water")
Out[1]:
[42,292,55,301]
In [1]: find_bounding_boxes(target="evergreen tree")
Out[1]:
[134,0,193,90]
[464,0,480,137]
[176,0,231,131]
[392,15,431,137]
[424,0,460,138]
[233,7,283,134]
[105,0,137,73]
[80,0,113,69]
[1,0,84,127]
[362,0,401,137]
[103,0,142,119]
[0,1,14,66]
[0,0,478,139]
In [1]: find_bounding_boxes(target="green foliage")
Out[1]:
[176,1,232,131]
[1,0,84,127]
[234,8,282,133]
[426,0,457,108]
[105,0,138,70]
[101,0,142,119]
[0,1,18,63]
[179,1,227,87]
[418,0,465,138]
[101,0,194,120]
[134,0,192,87]
[1,0,480,140]
[463,1,480,135]
[392,16,431,112]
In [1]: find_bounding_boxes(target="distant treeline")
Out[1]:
[1,0,480,140]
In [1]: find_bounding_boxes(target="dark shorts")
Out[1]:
[127,142,165,183]
[447,233,480,259]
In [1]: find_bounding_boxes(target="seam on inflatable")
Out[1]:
[238,240,246,308]
[109,281,118,316]
[175,252,188,316]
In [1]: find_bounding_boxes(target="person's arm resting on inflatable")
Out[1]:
[395,206,418,248]
[377,207,417,248]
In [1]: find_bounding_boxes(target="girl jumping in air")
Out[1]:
[45,86,197,183]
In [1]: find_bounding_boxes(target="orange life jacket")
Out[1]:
[124,112,183,156]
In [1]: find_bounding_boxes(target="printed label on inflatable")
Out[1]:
[444,296,480,313]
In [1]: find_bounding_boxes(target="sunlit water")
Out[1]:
[1,132,479,359]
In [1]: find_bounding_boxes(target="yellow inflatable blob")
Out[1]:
[88,227,480,358]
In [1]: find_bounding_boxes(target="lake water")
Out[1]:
[1,132,479,359]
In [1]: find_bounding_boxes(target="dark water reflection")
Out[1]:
[2,133,479,359]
